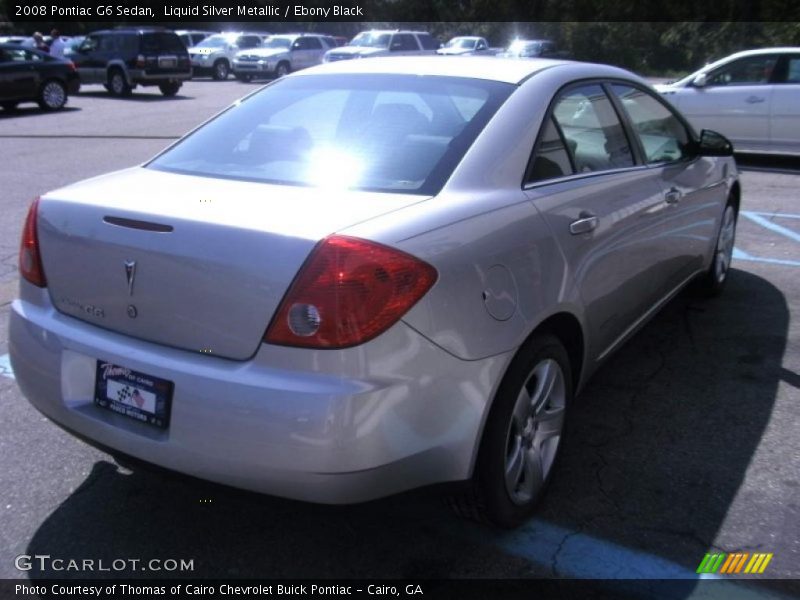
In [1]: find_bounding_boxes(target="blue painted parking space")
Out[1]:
[734,210,800,267]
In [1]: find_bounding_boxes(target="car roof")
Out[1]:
[305,55,575,85]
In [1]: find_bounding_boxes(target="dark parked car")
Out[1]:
[0,44,80,111]
[71,28,190,97]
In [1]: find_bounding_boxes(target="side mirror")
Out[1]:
[692,73,707,88]
[696,129,733,156]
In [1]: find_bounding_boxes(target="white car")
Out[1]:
[188,32,271,80]
[437,36,490,56]
[324,30,439,62]
[656,47,800,155]
[232,34,334,81]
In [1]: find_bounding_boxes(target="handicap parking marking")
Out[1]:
[734,248,800,267]
[733,210,800,267]
[474,518,792,598]
[0,354,14,380]
[740,211,800,244]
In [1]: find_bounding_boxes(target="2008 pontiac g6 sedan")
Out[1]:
[10,57,739,527]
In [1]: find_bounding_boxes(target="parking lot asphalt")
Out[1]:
[0,81,798,596]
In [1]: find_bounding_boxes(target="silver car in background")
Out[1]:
[10,57,739,527]
[232,33,334,81]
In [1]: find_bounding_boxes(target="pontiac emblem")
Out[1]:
[124,260,136,296]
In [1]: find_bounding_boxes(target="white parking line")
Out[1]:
[0,354,14,380]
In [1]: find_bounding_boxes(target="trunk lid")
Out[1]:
[37,167,428,360]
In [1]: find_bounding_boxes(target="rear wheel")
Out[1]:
[107,69,131,97]
[212,60,229,80]
[38,80,67,110]
[450,334,572,527]
[695,201,737,297]
[158,81,181,97]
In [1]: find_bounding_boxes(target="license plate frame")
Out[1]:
[94,361,173,429]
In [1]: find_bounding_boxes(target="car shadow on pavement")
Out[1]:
[533,268,793,594]
[23,269,793,589]
[0,107,81,119]
[76,92,194,102]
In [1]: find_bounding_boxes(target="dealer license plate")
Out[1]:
[94,361,173,429]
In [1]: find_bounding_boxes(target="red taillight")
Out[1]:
[136,54,145,68]
[265,235,437,349]
[19,198,46,287]
[66,61,76,72]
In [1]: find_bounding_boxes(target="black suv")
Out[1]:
[72,28,191,96]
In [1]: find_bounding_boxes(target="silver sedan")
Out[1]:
[10,56,739,527]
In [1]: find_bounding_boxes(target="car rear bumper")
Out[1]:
[129,68,191,83]
[9,285,510,503]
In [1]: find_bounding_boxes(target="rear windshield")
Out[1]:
[141,33,184,53]
[148,74,514,195]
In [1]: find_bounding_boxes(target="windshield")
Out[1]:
[148,74,514,195]
[446,38,476,49]
[263,37,292,49]
[350,33,391,48]
[196,35,232,48]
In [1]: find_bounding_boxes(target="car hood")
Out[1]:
[237,48,288,59]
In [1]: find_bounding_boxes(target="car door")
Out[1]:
[0,48,40,100]
[674,53,780,151]
[610,83,727,293]
[769,53,800,154]
[71,34,103,84]
[300,36,325,68]
[523,83,671,361]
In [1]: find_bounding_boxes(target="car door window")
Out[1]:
[391,34,418,52]
[551,84,634,173]
[98,35,118,52]
[417,34,439,50]
[237,36,260,49]
[300,37,322,50]
[706,55,779,86]
[612,84,692,164]
[784,56,800,83]
[527,116,575,183]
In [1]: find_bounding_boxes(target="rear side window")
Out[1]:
[391,34,419,51]
[417,34,440,50]
[142,33,184,53]
[612,84,691,163]
[297,37,322,50]
[148,74,514,195]
[551,84,634,174]
[527,117,574,183]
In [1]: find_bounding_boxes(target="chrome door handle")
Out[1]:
[569,213,598,235]
[665,188,682,204]
[746,96,766,104]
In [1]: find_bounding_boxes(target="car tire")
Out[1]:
[212,60,229,80]
[107,69,132,97]
[37,80,67,110]
[275,62,290,78]
[695,201,738,297]
[1,101,19,112]
[158,82,181,97]
[450,333,572,527]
